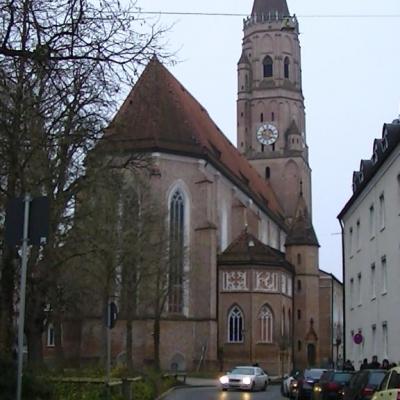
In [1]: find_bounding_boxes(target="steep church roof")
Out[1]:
[285,191,319,247]
[104,57,285,223]
[218,230,294,272]
[251,0,290,17]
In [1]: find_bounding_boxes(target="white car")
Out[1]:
[219,365,269,392]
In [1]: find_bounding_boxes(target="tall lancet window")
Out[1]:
[284,57,290,79]
[259,304,273,343]
[168,190,185,313]
[263,56,273,78]
[228,306,244,342]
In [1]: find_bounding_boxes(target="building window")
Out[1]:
[381,256,387,294]
[356,220,360,250]
[297,253,301,265]
[228,306,244,343]
[297,309,301,320]
[168,190,185,313]
[281,307,286,336]
[371,263,376,299]
[379,194,385,230]
[263,56,273,78]
[350,278,354,309]
[284,57,290,79]
[259,304,273,343]
[260,113,264,122]
[297,279,301,292]
[382,322,388,359]
[47,323,55,347]
[372,324,376,355]
[357,273,362,306]
[265,167,270,179]
[298,340,302,352]
[288,309,291,336]
[271,112,275,121]
[369,205,375,239]
[349,227,353,255]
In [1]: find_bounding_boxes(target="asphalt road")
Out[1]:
[162,382,283,400]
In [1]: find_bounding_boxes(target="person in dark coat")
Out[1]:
[368,355,381,369]
[381,359,390,370]
[360,358,369,370]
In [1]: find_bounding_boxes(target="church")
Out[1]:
[50,0,343,374]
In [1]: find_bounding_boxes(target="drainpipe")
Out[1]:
[339,219,346,362]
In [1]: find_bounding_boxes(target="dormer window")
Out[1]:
[381,136,388,151]
[263,56,273,78]
[372,152,378,165]
[359,171,364,183]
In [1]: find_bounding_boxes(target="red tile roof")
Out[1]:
[104,57,284,225]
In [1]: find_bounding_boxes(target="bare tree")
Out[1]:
[0,0,170,364]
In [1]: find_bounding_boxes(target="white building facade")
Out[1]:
[338,119,400,368]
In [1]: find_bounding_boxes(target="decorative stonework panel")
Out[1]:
[281,274,287,294]
[255,272,279,292]
[223,271,248,291]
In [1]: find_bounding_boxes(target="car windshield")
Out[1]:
[333,373,353,383]
[369,372,386,385]
[305,369,326,379]
[231,367,255,375]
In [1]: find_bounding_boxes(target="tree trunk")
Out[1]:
[126,318,133,371]
[153,316,161,371]
[0,250,17,361]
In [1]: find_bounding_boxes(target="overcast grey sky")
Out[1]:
[135,0,400,280]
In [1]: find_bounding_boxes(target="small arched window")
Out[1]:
[284,57,290,79]
[297,279,302,291]
[228,306,244,343]
[265,167,270,180]
[297,253,302,265]
[263,56,273,78]
[259,304,273,343]
[168,190,185,313]
[260,113,264,122]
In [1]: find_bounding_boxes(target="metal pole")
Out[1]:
[16,194,31,400]
[106,302,111,400]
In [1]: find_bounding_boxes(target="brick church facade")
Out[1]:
[46,0,342,374]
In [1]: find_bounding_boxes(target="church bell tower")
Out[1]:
[237,0,312,220]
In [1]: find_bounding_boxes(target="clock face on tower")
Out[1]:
[256,123,279,145]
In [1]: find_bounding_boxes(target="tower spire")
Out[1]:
[251,0,290,17]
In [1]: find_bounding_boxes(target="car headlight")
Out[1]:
[219,376,229,384]
[242,377,252,385]
[314,386,322,392]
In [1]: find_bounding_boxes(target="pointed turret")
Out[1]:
[251,0,290,18]
[285,188,319,247]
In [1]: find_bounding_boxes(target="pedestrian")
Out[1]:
[368,355,381,369]
[360,358,369,370]
[343,360,355,371]
[381,359,390,370]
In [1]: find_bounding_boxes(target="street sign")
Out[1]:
[5,196,49,246]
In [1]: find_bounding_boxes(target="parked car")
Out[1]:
[219,365,269,392]
[282,369,301,398]
[371,367,400,400]
[343,369,386,400]
[296,368,327,400]
[313,370,354,400]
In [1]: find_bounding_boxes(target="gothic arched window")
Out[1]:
[259,304,273,343]
[263,56,273,78]
[168,190,185,313]
[228,306,244,342]
[265,167,271,180]
[284,57,290,79]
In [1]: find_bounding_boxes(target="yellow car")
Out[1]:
[371,367,400,400]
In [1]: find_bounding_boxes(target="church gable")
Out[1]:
[104,57,285,223]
